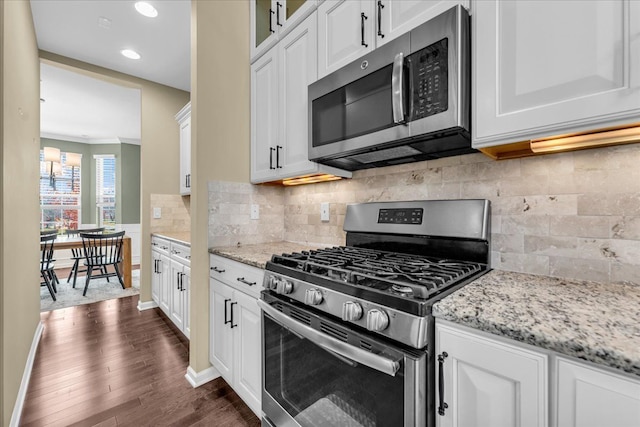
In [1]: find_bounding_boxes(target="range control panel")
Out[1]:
[378,208,424,224]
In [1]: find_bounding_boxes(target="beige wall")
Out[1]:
[1,0,41,424]
[38,51,190,305]
[190,0,250,372]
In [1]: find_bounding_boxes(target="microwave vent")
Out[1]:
[350,146,422,164]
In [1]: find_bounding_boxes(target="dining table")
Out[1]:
[46,234,133,288]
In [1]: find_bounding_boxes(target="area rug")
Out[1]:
[40,269,140,312]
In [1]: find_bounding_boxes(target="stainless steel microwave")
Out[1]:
[308,5,471,171]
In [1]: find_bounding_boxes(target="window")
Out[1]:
[40,151,81,230]
[95,155,116,230]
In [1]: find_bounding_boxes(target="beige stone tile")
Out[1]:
[524,235,577,257]
[605,239,640,266]
[491,233,524,253]
[502,215,549,235]
[500,176,549,196]
[610,262,640,286]
[491,214,502,234]
[426,182,461,199]
[549,256,609,283]
[442,163,479,183]
[460,180,500,199]
[578,193,640,216]
[550,216,609,238]
[520,151,574,176]
[610,216,640,240]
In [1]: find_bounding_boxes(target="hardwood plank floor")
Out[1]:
[21,295,261,427]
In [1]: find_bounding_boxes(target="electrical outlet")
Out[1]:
[250,204,260,220]
[153,207,162,219]
[321,202,330,222]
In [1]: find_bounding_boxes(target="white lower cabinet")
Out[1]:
[556,357,640,427]
[151,236,190,338]
[209,254,263,417]
[436,319,640,427]
[435,320,548,427]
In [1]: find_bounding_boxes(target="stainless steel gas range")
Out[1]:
[259,200,491,427]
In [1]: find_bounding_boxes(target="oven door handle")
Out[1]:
[258,299,401,377]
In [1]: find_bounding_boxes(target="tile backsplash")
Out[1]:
[150,194,191,234]
[209,144,640,285]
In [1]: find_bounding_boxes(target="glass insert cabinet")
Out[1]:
[251,0,314,60]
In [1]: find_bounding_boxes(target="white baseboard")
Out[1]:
[137,299,159,311]
[185,365,220,388]
[10,321,44,427]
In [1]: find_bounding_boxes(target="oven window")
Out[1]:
[312,65,395,147]
[263,315,404,426]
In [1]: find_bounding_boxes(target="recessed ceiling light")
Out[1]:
[135,2,158,18]
[121,49,141,60]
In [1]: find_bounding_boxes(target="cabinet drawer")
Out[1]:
[210,254,264,299]
[151,236,171,255]
[171,242,191,265]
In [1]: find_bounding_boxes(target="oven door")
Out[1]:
[259,293,428,427]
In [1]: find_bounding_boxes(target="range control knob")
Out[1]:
[266,275,278,290]
[366,309,389,332]
[276,280,293,295]
[342,301,363,321]
[304,288,323,305]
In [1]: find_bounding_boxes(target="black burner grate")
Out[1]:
[270,246,482,300]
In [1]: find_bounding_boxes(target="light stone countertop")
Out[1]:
[152,232,191,246]
[209,241,327,269]
[433,270,640,377]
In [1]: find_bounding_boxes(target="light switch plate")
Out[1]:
[250,204,260,220]
[153,207,162,219]
[321,202,330,222]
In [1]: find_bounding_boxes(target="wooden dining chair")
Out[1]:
[40,229,62,287]
[80,231,126,296]
[65,227,105,288]
[40,233,57,301]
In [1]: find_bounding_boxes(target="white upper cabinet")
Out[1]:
[251,0,317,61]
[175,102,191,195]
[317,0,376,79]
[473,0,640,148]
[377,0,469,47]
[318,0,468,79]
[251,12,352,183]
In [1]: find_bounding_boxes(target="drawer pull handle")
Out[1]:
[210,266,226,273]
[237,277,256,286]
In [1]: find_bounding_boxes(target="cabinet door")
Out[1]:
[159,254,171,315]
[277,12,319,178]
[169,260,185,332]
[317,0,375,79]
[436,322,548,427]
[179,115,191,195]
[251,48,279,183]
[556,357,640,427]
[182,265,190,339]
[251,0,279,60]
[210,280,235,382]
[377,0,467,47]
[151,250,160,303]
[473,0,640,148]
[234,291,262,417]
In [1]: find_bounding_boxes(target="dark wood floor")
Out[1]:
[21,295,261,427]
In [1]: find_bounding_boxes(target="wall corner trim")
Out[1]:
[185,365,220,388]
[10,321,45,427]
[137,299,159,311]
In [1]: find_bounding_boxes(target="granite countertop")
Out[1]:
[209,241,325,269]
[152,232,191,246]
[433,270,640,377]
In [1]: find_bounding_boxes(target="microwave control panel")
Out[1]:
[408,38,449,120]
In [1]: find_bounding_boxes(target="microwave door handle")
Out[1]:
[258,299,401,377]
[392,52,406,124]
